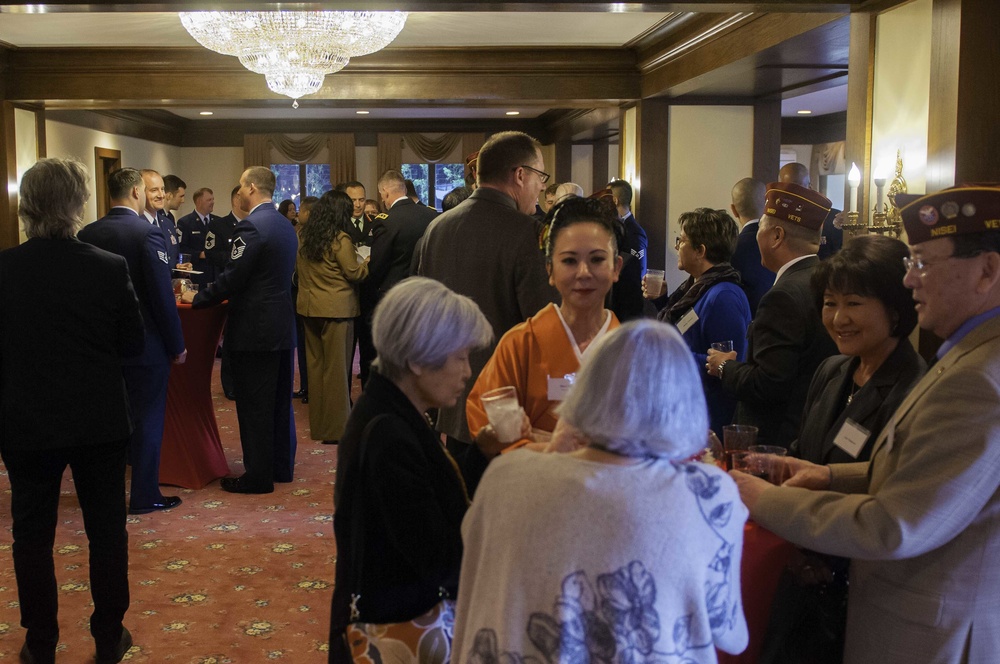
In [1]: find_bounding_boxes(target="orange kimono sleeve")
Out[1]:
[466,324,530,440]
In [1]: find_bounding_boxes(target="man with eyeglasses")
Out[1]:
[415,130,557,495]
[730,185,1000,663]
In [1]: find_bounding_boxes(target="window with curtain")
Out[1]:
[402,162,465,209]
[271,164,333,206]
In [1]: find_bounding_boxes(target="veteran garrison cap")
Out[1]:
[764,182,832,231]
[896,185,1000,244]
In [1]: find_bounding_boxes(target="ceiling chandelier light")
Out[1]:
[179,11,407,106]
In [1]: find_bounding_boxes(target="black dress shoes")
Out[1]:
[292,389,307,398]
[19,643,54,664]
[322,440,338,445]
[224,391,236,400]
[128,496,182,515]
[220,476,274,494]
[96,627,133,664]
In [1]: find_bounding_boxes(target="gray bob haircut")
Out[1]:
[371,277,493,380]
[557,319,708,459]
[19,158,90,239]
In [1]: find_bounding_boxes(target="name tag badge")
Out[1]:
[676,308,699,335]
[547,374,575,401]
[833,418,871,459]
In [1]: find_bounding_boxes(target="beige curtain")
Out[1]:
[403,133,462,163]
[271,134,327,163]
[812,141,846,177]
[328,133,356,186]
[377,134,403,178]
[244,134,271,169]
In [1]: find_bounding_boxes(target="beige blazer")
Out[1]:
[755,314,1000,664]
[296,231,368,319]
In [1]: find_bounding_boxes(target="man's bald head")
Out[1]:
[731,177,766,221]
[778,162,810,188]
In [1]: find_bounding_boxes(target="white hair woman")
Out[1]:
[452,320,749,664]
[329,277,492,664]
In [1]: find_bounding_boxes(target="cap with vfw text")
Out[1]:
[896,185,1000,244]
[763,182,831,231]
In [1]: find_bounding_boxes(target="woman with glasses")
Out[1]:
[645,208,751,437]
[759,234,925,664]
[466,196,622,450]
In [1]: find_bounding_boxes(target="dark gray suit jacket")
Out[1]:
[415,186,557,441]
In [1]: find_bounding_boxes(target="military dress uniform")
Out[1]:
[177,210,220,284]
[155,209,181,266]
[192,200,299,493]
[204,211,240,397]
[78,206,186,513]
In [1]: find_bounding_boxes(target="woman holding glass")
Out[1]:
[453,320,748,664]
[329,277,493,664]
[295,190,368,444]
[759,234,925,664]
[466,196,622,448]
[646,208,751,436]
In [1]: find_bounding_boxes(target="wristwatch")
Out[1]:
[717,359,730,380]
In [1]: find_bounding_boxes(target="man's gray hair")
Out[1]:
[372,277,493,381]
[557,319,708,459]
[19,158,90,240]
[378,169,407,195]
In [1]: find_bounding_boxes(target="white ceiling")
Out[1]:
[780,84,848,117]
[0,11,672,48]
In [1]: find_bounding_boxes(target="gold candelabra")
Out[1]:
[869,151,906,237]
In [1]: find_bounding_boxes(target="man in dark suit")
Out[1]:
[608,180,647,321]
[337,180,374,247]
[779,162,843,260]
[415,131,557,493]
[139,169,181,267]
[205,185,245,400]
[176,187,219,285]
[355,170,438,385]
[191,166,298,494]
[78,167,187,515]
[1,159,142,664]
[707,182,837,448]
[729,177,776,316]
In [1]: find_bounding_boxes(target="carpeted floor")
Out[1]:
[0,358,347,662]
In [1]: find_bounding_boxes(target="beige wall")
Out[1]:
[871,0,932,205]
[571,144,594,193]
[665,105,754,288]
[13,108,37,243]
[179,147,245,217]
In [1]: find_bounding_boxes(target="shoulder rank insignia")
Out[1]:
[231,236,247,260]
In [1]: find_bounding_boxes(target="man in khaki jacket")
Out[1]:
[733,185,1000,663]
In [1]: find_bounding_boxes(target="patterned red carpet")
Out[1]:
[0,359,344,662]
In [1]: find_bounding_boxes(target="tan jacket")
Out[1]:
[755,313,1000,664]
[296,231,368,319]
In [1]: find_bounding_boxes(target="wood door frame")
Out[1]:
[94,147,121,219]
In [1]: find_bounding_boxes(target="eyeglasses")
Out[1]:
[903,251,981,276]
[519,164,550,184]
[674,236,687,250]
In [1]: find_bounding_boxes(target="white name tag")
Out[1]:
[833,418,870,459]
[676,308,699,335]
[547,374,574,401]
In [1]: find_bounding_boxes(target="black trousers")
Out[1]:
[121,362,170,509]
[231,349,297,488]
[220,328,234,397]
[1,440,130,656]
[355,312,376,389]
[295,313,309,393]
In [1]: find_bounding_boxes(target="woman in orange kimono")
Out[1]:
[467,196,623,447]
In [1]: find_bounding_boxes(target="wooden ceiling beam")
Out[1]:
[6,47,640,105]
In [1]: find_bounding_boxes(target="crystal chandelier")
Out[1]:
[179,11,408,105]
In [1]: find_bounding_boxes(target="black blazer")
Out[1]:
[78,207,185,365]
[791,338,926,464]
[330,370,468,662]
[344,213,374,248]
[193,203,298,352]
[0,237,144,451]
[730,221,775,317]
[721,256,838,448]
[363,199,438,304]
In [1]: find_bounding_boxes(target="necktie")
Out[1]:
[353,217,362,230]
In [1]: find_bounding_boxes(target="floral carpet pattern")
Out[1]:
[0,359,344,662]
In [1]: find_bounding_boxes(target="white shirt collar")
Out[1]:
[143,210,157,224]
[248,200,274,215]
[390,196,409,208]
[743,218,759,228]
[773,253,816,284]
